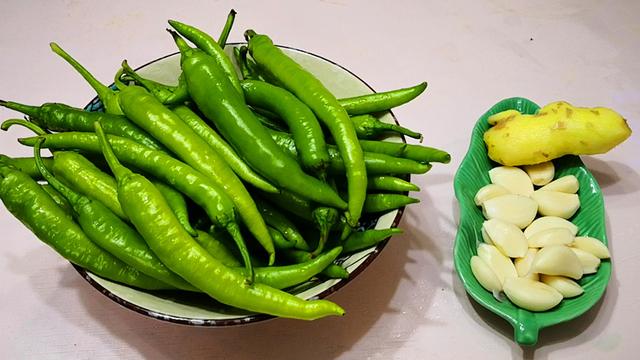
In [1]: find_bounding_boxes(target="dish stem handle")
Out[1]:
[513,309,539,346]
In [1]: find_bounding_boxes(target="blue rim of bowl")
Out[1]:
[74,43,408,327]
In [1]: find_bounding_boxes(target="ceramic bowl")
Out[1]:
[77,44,406,326]
[453,97,611,345]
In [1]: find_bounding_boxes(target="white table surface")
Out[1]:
[1,1,638,359]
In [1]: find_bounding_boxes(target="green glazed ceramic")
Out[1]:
[453,97,611,345]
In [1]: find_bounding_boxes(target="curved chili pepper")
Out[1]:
[358,139,451,164]
[171,105,278,193]
[246,30,366,227]
[351,114,423,141]
[267,226,296,250]
[283,250,349,280]
[167,19,244,98]
[94,122,344,319]
[363,193,420,213]
[241,80,330,176]
[171,32,346,210]
[338,82,428,115]
[342,228,403,253]
[0,163,170,290]
[368,176,420,192]
[0,99,164,150]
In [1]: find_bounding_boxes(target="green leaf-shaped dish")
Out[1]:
[453,97,612,346]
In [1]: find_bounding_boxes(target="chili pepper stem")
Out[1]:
[0,100,42,118]
[166,28,194,56]
[218,9,237,47]
[1,119,47,135]
[94,122,133,181]
[33,138,83,205]
[49,42,122,115]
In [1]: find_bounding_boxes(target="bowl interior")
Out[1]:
[78,45,404,325]
[453,97,611,345]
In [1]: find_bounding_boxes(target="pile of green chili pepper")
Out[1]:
[0,9,450,321]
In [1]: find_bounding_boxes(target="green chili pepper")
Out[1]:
[338,82,428,115]
[255,198,310,251]
[193,230,241,267]
[153,180,197,237]
[51,151,127,220]
[247,30,367,227]
[233,46,253,80]
[41,184,73,215]
[0,155,53,180]
[33,139,195,291]
[0,100,164,150]
[241,80,330,176]
[342,228,403,253]
[217,9,237,48]
[18,132,252,249]
[363,193,420,213]
[171,105,278,193]
[50,43,123,115]
[367,175,420,192]
[358,139,451,164]
[94,121,344,319]
[268,226,296,250]
[168,19,244,98]
[111,70,271,269]
[241,247,343,290]
[0,163,170,290]
[283,250,349,280]
[351,114,423,141]
[119,62,189,106]
[269,130,432,175]
[171,31,346,211]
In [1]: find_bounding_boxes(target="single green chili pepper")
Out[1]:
[358,139,451,164]
[338,82,428,115]
[0,100,164,150]
[363,193,420,213]
[240,246,343,290]
[50,43,123,115]
[168,19,244,98]
[217,9,237,48]
[367,175,420,192]
[18,133,254,251]
[342,228,403,253]
[119,61,189,105]
[233,46,253,80]
[41,183,73,215]
[269,130,432,175]
[51,151,127,220]
[171,105,278,193]
[283,250,349,280]
[247,30,366,227]
[34,139,195,291]
[0,163,171,290]
[241,80,330,176]
[351,114,423,141]
[268,226,296,250]
[111,69,272,268]
[153,180,197,237]
[0,154,53,181]
[171,31,346,210]
[255,198,310,251]
[193,230,241,267]
[95,121,344,319]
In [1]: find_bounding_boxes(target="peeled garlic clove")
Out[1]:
[489,166,534,196]
[531,190,580,219]
[503,277,563,311]
[572,236,610,259]
[470,256,503,293]
[530,245,583,279]
[539,175,579,194]
[523,161,555,186]
[540,275,584,298]
[515,248,539,281]
[482,194,538,229]
[570,247,601,274]
[527,228,574,248]
[477,243,518,285]
[482,219,528,258]
[524,216,578,238]
[474,184,510,206]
